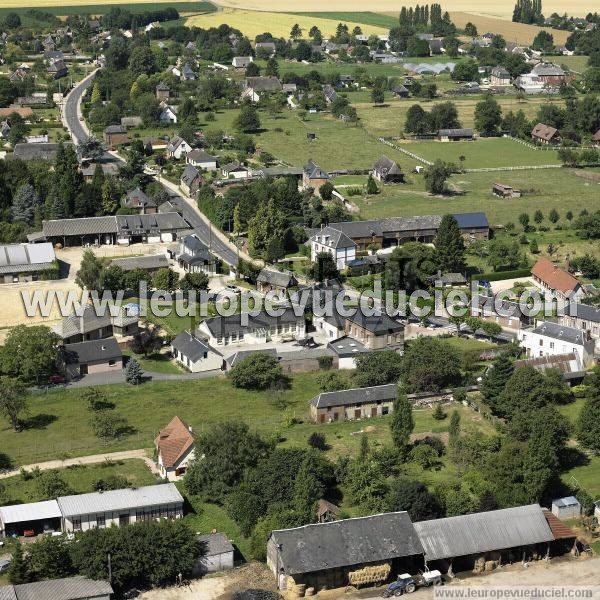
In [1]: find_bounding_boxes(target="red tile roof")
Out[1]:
[155,416,195,469]
[531,257,580,295]
[542,509,577,540]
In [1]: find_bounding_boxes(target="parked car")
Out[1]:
[0,558,11,573]
[23,529,36,537]
[49,374,66,385]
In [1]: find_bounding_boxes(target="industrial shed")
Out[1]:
[267,512,424,591]
[413,504,555,574]
[0,500,62,537]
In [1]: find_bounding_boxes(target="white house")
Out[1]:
[166,136,192,159]
[309,226,357,270]
[171,330,222,373]
[232,56,253,68]
[159,105,177,124]
[517,320,595,370]
[155,415,197,480]
[531,257,586,302]
[221,162,251,180]
[187,149,218,171]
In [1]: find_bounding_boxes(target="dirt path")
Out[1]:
[0,449,159,480]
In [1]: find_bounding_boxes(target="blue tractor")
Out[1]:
[381,574,417,597]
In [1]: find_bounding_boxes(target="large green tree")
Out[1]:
[0,376,28,431]
[435,214,466,273]
[390,388,414,451]
[354,350,403,387]
[474,94,503,136]
[577,366,600,454]
[481,354,515,410]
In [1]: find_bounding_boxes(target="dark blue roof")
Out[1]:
[453,212,489,229]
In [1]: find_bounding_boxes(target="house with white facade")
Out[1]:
[531,257,586,302]
[166,136,192,159]
[171,330,222,373]
[159,105,177,124]
[518,320,595,369]
[309,226,357,270]
[187,149,218,171]
[155,416,197,480]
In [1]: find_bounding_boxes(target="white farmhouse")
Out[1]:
[171,330,222,373]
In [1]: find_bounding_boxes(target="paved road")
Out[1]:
[62,71,241,267]
[0,449,159,480]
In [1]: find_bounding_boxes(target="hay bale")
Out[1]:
[473,557,486,574]
[484,560,497,572]
[348,563,391,586]
[305,588,315,597]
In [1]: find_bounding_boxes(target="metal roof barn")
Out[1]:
[57,483,183,517]
[0,500,62,525]
[413,504,554,561]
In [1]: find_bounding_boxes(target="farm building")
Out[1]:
[0,500,62,537]
[413,504,556,574]
[196,532,235,574]
[0,242,56,283]
[531,123,561,144]
[13,142,63,161]
[551,497,581,520]
[256,268,298,294]
[58,484,184,532]
[109,254,169,273]
[0,577,113,600]
[372,156,404,183]
[317,499,340,523]
[63,337,123,380]
[438,128,474,141]
[490,66,511,86]
[310,383,397,423]
[40,213,189,247]
[303,160,330,191]
[267,512,425,591]
[103,125,129,147]
[492,183,522,198]
[155,416,197,480]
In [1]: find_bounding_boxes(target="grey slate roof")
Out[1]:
[198,532,235,556]
[244,76,282,91]
[304,160,329,180]
[271,512,424,575]
[110,254,169,271]
[57,483,183,517]
[0,243,55,274]
[54,305,112,338]
[565,302,600,323]
[311,383,397,409]
[413,504,554,561]
[172,331,213,362]
[181,164,201,186]
[13,142,62,161]
[373,155,402,177]
[11,577,113,600]
[310,226,356,250]
[43,215,119,237]
[63,337,122,365]
[310,220,382,239]
[347,309,404,335]
[531,321,590,345]
[202,308,304,338]
[104,124,126,134]
[257,268,297,288]
[187,149,217,164]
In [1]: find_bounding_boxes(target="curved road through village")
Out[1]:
[62,71,242,267]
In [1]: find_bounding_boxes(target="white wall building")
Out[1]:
[309,226,356,270]
[518,321,596,369]
[171,331,223,374]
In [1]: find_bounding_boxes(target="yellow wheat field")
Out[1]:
[186,8,390,39]
[215,0,598,19]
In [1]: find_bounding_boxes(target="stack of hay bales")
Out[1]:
[348,563,391,588]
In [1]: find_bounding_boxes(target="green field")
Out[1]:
[290,11,399,28]
[396,138,561,169]
[0,371,495,467]
[0,459,158,505]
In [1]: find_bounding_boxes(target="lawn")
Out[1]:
[186,8,389,39]
[562,457,600,498]
[0,373,494,467]
[0,459,158,504]
[123,349,184,375]
[394,138,561,169]
[555,54,592,74]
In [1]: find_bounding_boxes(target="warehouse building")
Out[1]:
[267,512,424,591]
[58,483,184,532]
[0,242,57,283]
[37,213,189,247]
[0,484,184,537]
[413,504,556,574]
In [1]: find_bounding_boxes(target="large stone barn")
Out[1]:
[413,504,556,575]
[267,512,424,591]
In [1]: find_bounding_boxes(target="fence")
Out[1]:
[378,137,433,166]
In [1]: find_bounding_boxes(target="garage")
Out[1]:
[0,500,62,537]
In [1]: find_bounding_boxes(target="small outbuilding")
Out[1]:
[551,496,581,520]
[493,183,522,198]
[438,128,474,142]
[196,532,235,574]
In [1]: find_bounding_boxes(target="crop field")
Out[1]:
[186,8,390,38]
[290,11,399,29]
[396,138,561,169]
[0,1,215,17]
[448,11,570,45]
[215,0,597,19]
